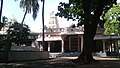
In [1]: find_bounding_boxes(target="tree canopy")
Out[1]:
[6,21,31,46]
[0,17,33,52]
[56,0,117,26]
[104,3,120,35]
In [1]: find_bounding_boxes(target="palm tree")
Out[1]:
[19,0,39,48]
[19,0,46,51]
[0,0,3,29]
[19,0,39,24]
[0,0,3,22]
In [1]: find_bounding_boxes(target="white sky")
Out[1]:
[1,0,120,32]
[2,0,77,32]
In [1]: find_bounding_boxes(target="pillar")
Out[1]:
[113,41,116,52]
[48,41,51,52]
[61,35,66,53]
[110,40,113,52]
[80,35,83,52]
[116,40,119,53]
[61,39,64,52]
[78,36,80,52]
[69,36,71,51]
[102,40,106,53]
[115,40,118,52]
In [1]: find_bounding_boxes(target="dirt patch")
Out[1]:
[0,57,120,68]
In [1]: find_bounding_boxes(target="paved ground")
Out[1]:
[0,56,120,68]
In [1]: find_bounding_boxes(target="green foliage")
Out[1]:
[104,3,120,20]
[0,23,4,30]
[6,21,32,46]
[0,16,8,51]
[104,3,120,35]
[0,16,8,30]
[19,0,39,20]
[56,0,83,22]
[56,0,117,26]
[104,19,120,35]
[2,16,8,23]
[0,35,7,51]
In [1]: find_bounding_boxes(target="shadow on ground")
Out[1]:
[0,56,120,68]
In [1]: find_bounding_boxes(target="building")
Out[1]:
[37,11,120,56]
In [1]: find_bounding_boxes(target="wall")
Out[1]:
[8,51,49,61]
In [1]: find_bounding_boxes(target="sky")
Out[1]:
[1,0,77,32]
[1,0,120,32]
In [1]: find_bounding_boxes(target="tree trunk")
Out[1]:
[73,0,104,64]
[0,0,3,23]
[75,20,97,64]
[0,0,3,30]
[42,0,46,51]
[21,10,27,24]
[73,0,94,63]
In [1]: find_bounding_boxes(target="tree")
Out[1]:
[0,16,8,50]
[0,0,3,30]
[56,0,117,63]
[6,21,31,46]
[17,0,46,51]
[0,0,3,22]
[0,20,32,62]
[18,0,39,24]
[104,3,120,35]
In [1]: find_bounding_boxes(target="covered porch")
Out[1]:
[36,31,84,53]
[94,35,120,57]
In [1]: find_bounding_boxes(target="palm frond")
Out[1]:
[32,0,39,20]
[20,0,25,8]
[19,0,40,21]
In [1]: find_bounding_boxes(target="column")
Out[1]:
[69,36,71,51]
[115,40,118,52]
[78,36,80,52]
[61,35,66,53]
[111,40,113,52]
[113,41,116,52]
[61,39,64,52]
[102,40,106,53]
[116,40,119,53]
[80,35,83,52]
[48,41,51,52]
[110,40,112,52]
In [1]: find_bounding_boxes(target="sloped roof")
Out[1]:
[94,35,120,40]
[60,31,84,35]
